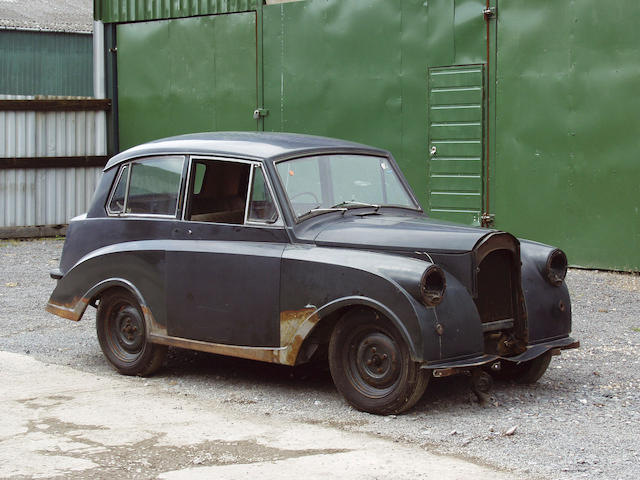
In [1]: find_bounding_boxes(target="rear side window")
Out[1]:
[107,164,129,214]
[107,156,184,216]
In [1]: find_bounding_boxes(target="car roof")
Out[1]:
[104,132,389,171]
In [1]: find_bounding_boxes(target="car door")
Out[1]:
[166,156,287,347]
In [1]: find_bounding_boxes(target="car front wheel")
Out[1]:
[96,288,166,376]
[328,309,429,415]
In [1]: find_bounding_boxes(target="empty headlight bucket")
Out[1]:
[546,249,568,286]
[420,265,446,306]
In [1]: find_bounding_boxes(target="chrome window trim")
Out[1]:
[246,164,283,227]
[181,156,195,221]
[106,163,130,216]
[185,156,284,227]
[243,164,255,224]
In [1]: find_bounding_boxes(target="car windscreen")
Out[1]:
[276,154,418,219]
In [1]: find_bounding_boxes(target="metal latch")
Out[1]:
[253,108,269,120]
[482,6,496,20]
[480,212,495,227]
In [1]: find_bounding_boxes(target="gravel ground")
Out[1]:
[1,238,639,479]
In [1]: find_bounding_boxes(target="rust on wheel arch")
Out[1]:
[279,307,321,366]
[45,297,89,321]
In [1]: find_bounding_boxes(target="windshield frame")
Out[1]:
[273,152,422,223]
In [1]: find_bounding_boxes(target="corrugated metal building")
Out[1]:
[0,0,107,236]
[94,0,640,271]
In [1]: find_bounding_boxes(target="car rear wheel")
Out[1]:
[494,351,552,384]
[96,289,166,376]
[328,309,429,415]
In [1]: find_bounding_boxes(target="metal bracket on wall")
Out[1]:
[253,108,269,120]
[482,7,497,21]
[481,213,495,227]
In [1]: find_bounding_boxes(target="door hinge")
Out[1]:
[481,213,495,227]
[482,7,496,21]
[253,108,269,119]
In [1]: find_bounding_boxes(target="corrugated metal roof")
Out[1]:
[96,0,258,24]
[0,0,93,33]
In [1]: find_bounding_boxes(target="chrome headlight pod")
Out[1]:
[546,249,568,286]
[420,265,446,306]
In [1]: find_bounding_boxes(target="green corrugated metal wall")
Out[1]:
[493,1,640,271]
[0,30,93,96]
[98,0,640,271]
[116,13,257,149]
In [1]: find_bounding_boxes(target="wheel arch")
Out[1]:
[288,296,420,366]
[47,277,157,333]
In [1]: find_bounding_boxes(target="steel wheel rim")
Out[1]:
[343,326,402,399]
[106,301,145,363]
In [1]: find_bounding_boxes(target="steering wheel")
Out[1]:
[289,191,320,204]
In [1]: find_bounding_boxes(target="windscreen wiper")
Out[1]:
[298,206,348,220]
[331,201,381,213]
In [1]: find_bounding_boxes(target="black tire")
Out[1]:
[494,351,552,384]
[96,289,166,376]
[328,309,429,415]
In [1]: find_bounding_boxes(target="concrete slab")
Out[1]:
[0,351,513,479]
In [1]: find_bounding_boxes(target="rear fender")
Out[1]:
[46,241,168,334]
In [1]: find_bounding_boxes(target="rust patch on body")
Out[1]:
[45,297,88,321]
[149,334,281,364]
[145,307,325,367]
[280,308,316,346]
[285,334,305,366]
[279,308,320,365]
[141,305,167,336]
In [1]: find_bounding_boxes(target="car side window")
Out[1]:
[127,157,184,215]
[107,164,129,214]
[106,156,184,216]
[187,159,251,224]
[248,165,278,224]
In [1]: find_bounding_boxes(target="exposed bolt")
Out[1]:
[371,347,377,354]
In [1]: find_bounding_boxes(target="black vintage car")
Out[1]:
[47,132,578,414]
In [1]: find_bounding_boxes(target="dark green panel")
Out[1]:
[495,0,640,270]
[452,0,487,64]
[0,30,92,96]
[96,0,258,23]
[263,0,403,159]
[117,13,257,149]
[263,0,489,212]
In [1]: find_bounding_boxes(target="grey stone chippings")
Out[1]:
[1,238,639,479]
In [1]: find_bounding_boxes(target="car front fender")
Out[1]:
[279,245,437,362]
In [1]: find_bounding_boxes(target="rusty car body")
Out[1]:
[47,132,579,414]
